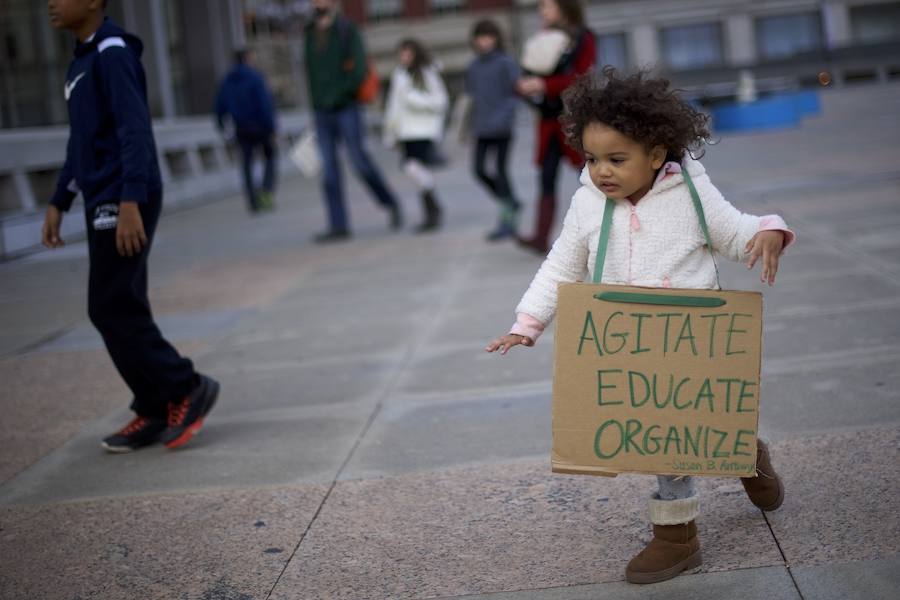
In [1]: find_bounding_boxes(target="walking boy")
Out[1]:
[43,0,219,452]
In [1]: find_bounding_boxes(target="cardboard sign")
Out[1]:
[552,284,763,478]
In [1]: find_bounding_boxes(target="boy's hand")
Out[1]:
[745,230,785,286]
[42,205,65,248]
[486,333,534,355]
[116,201,147,257]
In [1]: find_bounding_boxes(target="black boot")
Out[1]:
[415,190,442,234]
[387,202,404,231]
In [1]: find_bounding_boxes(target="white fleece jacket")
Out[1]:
[513,159,793,339]
[383,65,449,143]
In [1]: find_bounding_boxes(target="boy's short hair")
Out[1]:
[471,19,505,52]
[561,67,712,161]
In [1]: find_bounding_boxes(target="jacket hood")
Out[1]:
[75,17,143,57]
[578,155,707,200]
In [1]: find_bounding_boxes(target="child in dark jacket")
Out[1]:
[43,0,219,452]
[465,20,521,241]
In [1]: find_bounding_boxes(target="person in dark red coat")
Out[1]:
[516,0,596,254]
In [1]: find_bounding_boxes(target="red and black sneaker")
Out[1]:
[101,415,167,453]
[161,374,220,449]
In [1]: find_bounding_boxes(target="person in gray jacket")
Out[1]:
[465,20,521,241]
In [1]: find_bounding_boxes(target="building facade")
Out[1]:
[350,0,900,88]
[4,0,899,129]
[244,0,900,111]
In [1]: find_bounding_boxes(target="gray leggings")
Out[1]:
[657,475,696,500]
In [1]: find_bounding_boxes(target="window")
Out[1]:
[851,2,900,44]
[660,23,724,70]
[430,0,466,15]
[243,0,308,37]
[756,12,823,60]
[596,32,629,72]
[368,0,403,21]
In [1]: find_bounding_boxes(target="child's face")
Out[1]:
[473,35,497,54]
[47,0,100,30]
[582,122,667,202]
[399,47,414,68]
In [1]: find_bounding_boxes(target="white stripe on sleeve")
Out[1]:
[98,37,127,52]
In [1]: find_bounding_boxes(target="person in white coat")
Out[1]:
[383,39,449,232]
[486,69,796,585]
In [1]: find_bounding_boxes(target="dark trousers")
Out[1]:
[473,136,516,206]
[314,105,398,232]
[86,194,195,419]
[540,135,563,197]
[237,132,277,211]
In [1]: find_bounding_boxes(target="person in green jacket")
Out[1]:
[305,0,402,243]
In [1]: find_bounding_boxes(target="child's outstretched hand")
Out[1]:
[485,333,534,355]
[745,230,786,286]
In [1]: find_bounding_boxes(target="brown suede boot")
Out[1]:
[741,439,784,511]
[626,520,702,584]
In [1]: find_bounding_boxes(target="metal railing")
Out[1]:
[0,111,311,259]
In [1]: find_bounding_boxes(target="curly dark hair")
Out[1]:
[561,67,712,162]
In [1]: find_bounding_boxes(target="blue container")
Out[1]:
[784,90,821,117]
[712,91,820,133]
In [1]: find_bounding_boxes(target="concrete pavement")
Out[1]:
[1,83,899,599]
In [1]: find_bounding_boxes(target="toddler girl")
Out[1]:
[486,69,795,584]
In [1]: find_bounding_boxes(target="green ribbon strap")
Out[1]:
[594,291,726,308]
[592,198,615,284]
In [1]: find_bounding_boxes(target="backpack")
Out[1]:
[336,17,380,104]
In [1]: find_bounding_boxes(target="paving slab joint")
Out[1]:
[763,510,807,600]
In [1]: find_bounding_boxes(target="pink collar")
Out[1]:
[654,161,682,187]
[627,161,682,204]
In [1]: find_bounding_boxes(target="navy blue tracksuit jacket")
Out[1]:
[51,18,162,212]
